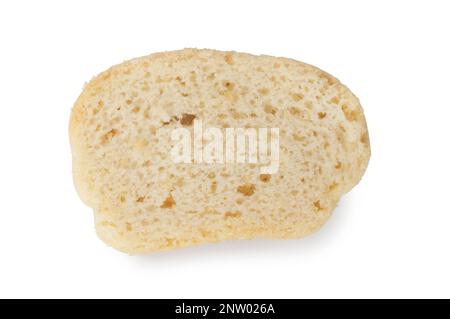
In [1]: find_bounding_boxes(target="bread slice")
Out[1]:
[69,49,370,254]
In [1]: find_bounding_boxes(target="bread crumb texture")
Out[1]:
[69,49,370,254]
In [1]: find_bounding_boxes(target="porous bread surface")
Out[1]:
[69,49,370,254]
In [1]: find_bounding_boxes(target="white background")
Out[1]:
[0,0,449,299]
